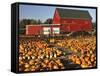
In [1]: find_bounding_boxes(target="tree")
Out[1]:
[19,19,42,35]
[44,18,52,24]
[30,19,38,24]
[37,19,42,24]
[19,19,31,28]
[92,22,96,29]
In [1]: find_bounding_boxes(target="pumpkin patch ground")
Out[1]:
[19,35,96,72]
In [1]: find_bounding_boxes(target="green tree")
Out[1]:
[44,18,52,24]
[92,22,96,29]
[19,19,31,28]
[37,19,42,24]
[30,19,38,24]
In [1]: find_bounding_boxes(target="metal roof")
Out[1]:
[56,8,92,20]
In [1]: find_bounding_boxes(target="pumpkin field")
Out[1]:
[19,35,96,72]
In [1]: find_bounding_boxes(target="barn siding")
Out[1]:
[60,18,92,32]
[26,25,42,35]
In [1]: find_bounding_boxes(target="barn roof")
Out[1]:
[56,8,92,19]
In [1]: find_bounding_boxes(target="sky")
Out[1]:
[19,4,96,23]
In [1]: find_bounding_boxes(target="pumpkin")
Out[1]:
[25,63,30,68]
[29,60,34,65]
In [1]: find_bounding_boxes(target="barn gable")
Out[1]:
[52,9,61,24]
[56,8,92,20]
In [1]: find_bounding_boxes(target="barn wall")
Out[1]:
[60,18,92,32]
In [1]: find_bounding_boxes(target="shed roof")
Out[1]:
[56,8,92,19]
[26,24,60,26]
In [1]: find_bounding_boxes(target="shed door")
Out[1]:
[43,27,51,35]
[53,27,60,34]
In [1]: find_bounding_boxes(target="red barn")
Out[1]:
[26,8,93,35]
[53,8,92,32]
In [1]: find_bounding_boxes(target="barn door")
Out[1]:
[52,27,60,34]
[43,27,51,35]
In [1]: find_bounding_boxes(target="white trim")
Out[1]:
[26,25,28,35]
[41,24,60,25]
[26,24,61,26]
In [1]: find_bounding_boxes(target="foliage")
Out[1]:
[92,22,96,29]
[44,18,52,24]
[19,19,42,28]
[19,19,42,35]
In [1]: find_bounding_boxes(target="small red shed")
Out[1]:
[53,8,92,32]
[26,24,60,35]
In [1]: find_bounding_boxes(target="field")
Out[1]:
[19,35,96,72]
